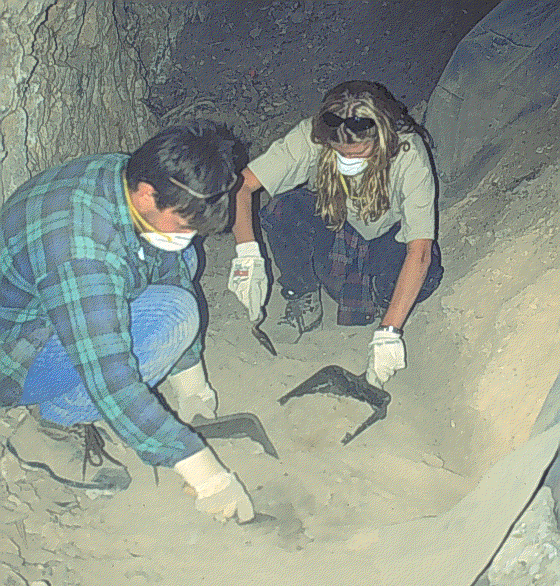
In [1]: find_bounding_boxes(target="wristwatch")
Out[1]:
[376,325,403,336]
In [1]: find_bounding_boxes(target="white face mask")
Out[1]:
[336,153,368,176]
[140,231,197,251]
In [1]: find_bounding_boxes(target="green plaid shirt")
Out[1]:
[0,154,205,466]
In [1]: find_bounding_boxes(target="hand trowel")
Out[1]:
[278,365,391,444]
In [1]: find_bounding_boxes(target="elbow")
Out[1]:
[419,247,431,267]
[407,239,432,268]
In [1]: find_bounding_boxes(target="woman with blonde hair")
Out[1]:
[228,80,443,387]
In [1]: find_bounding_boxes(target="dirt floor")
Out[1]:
[5,1,560,585]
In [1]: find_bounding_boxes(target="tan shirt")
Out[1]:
[249,118,436,243]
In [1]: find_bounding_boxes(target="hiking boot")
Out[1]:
[271,288,323,344]
[7,413,130,491]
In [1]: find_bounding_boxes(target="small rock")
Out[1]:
[422,453,444,468]
[290,10,305,24]
[0,564,27,586]
[249,26,262,39]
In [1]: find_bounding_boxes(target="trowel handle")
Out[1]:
[361,370,384,390]
[250,309,264,326]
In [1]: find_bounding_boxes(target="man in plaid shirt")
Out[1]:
[0,121,254,523]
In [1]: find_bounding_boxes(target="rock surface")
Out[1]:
[0,0,157,204]
[425,0,560,201]
[488,487,560,586]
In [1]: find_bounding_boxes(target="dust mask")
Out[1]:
[139,231,196,251]
[336,153,368,176]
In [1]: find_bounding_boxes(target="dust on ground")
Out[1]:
[5,2,560,586]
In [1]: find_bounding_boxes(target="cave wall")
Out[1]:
[0,0,164,205]
[425,0,560,202]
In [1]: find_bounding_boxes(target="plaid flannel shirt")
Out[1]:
[0,154,205,466]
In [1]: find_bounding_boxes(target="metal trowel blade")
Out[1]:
[277,365,391,444]
[191,412,279,459]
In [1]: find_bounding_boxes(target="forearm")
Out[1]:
[232,184,256,244]
[381,240,432,330]
[96,379,205,465]
[232,168,263,245]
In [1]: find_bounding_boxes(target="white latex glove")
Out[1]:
[174,447,255,523]
[366,329,406,386]
[167,362,217,421]
[227,241,267,322]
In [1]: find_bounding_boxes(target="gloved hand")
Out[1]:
[227,241,268,322]
[167,362,217,421]
[366,328,406,386]
[174,447,255,523]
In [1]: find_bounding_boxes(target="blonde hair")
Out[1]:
[311,81,429,231]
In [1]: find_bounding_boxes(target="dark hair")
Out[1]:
[126,120,244,235]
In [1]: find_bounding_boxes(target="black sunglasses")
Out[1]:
[321,112,376,133]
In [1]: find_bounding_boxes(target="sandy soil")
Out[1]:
[4,2,560,585]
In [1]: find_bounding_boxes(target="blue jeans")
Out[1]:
[20,248,200,427]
